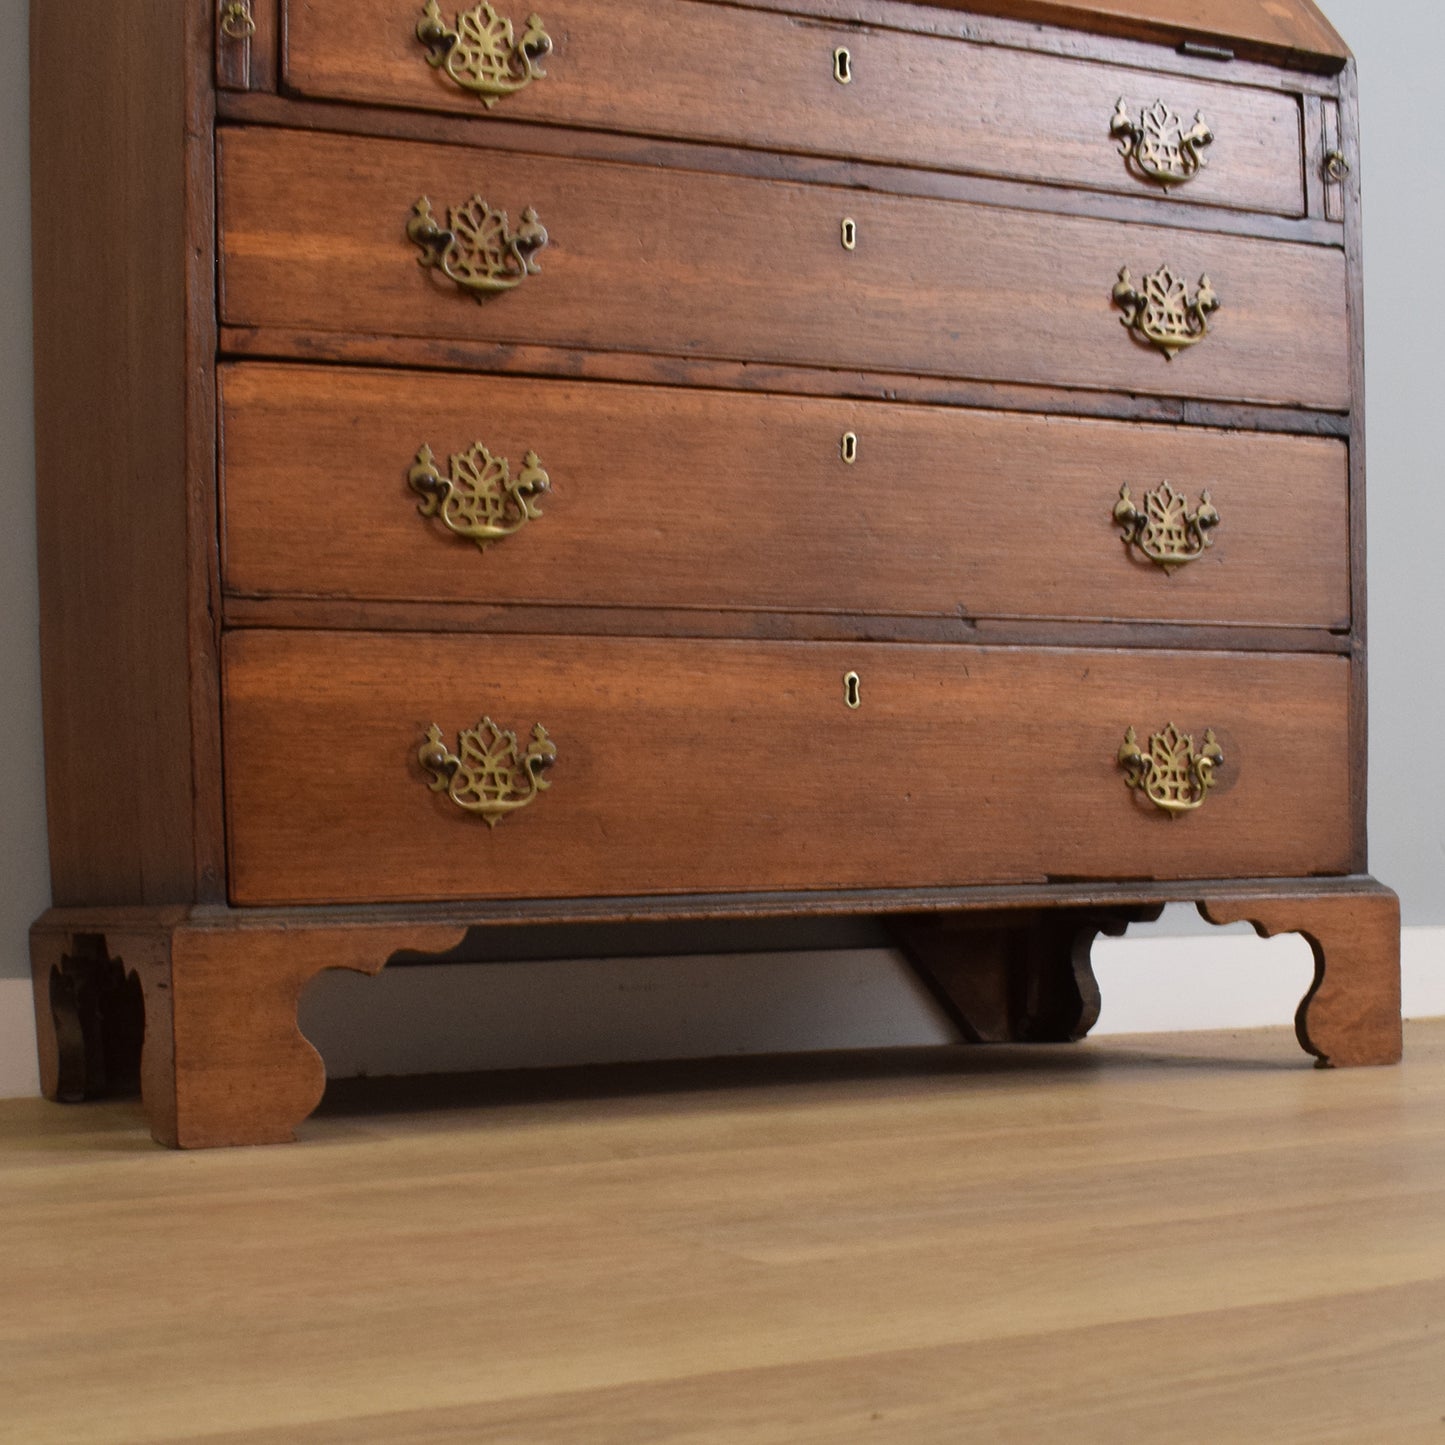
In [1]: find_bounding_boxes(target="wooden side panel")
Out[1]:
[220,363,1350,629]
[222,632,1353,905]
[217,128,1349,410]
[30,1,200,906]
[283,0,1305,217]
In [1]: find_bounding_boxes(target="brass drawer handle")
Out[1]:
[415,0,552,108]
[419,718,556,827]
[408,440,550,551]
[1114,481,1219,570]
[408,195,548,297]
[1111,99,1213,186]
[219,0,256,40]
[1113,265,1218,360]
[1118,723,1223,816]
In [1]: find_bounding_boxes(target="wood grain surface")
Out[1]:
[221,632,1353,905]
[4,1018,1442,1441]
[221,362,1350,628]
[217,127,1350,410]
[283,0,1306,217]
[29,1,203,906]
[938,0,1349,69]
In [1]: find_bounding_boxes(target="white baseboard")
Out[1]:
[3,927,1442,1100]
[0,977,39,1101]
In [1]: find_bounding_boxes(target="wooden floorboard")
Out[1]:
[2,1023,1444,1443]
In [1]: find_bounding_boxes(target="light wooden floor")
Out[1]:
[3,1022,1444,1444]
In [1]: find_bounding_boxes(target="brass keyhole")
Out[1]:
[841,217,857,251]
[833,47,852,84]
[841,431,859,464]
[844,671,861,709]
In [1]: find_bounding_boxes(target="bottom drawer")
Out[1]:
[222,633,1353,905]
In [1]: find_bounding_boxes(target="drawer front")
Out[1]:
[223,632,1353,905]
[221,362,1350,629]
[218,129,1348,411]
[282,0,1305,217]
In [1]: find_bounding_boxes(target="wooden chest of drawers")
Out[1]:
[28,0,1399,1146]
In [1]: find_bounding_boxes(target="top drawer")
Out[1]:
[282,0,1306,218]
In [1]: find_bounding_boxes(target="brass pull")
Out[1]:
[833,47,853,84]
[1113,265,1218,360]
[219,0,256,40]
[409,441,550,551]
[1323,149,1350,182]
[1114,482,1219,571]
[415,1,552,108]
[843,671,861,709]
[1111,99,1213,186]
[841,217,857,251]
[1118,723,1223,816]
[408,195,547,297]
[419,718,556,828]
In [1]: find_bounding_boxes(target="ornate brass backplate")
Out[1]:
[419,718,557,827]
[415,1,552,107]
[1111,99,1213,186]
[409,440,550,551]
[408,195,548,297]
[1114,481,1220,571]
[1118,723,1223,816]
[1113,265,1219,359]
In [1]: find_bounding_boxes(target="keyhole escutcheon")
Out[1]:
[841,431,858,464]
[844,671,861,709]
[833,47,852,84]
[841,217,857,251]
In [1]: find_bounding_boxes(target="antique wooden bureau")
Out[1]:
[28,0,1399,1146]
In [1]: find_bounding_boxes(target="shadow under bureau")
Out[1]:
[28,0,1399,1146]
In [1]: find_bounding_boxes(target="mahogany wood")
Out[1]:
[219,601,1354,655]
[217,128,1350,411]
[928,0,1349,71]
[216,329,1353,434]
[893,905,1163,1042]
[1200,881,1400,1067]
[221,631,1352,905]
[284,0,1305,217]
[28,0,1393,1144]
[29,2,202,906]
[215,92,1343,242]
[221,363,1349,628]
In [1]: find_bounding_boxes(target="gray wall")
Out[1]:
[1,0,48,985]
[0,0,1441,993]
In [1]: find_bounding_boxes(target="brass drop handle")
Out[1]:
[1114,481,1219,570]
[1118,723,1223,816]
[1113,265,1218,360]
[415,0,553,107]
[408,195,548,297]
[219,0,256,40]
[419,718,556,827]
[1111,99,1213,186]
[409,440,550,551]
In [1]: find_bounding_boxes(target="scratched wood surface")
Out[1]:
[2,1017,1440,1442]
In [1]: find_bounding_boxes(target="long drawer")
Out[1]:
[282,0,1306,217]
[217,128,1349,411]
[221,362,1350,629]
[223,632,1353,905]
